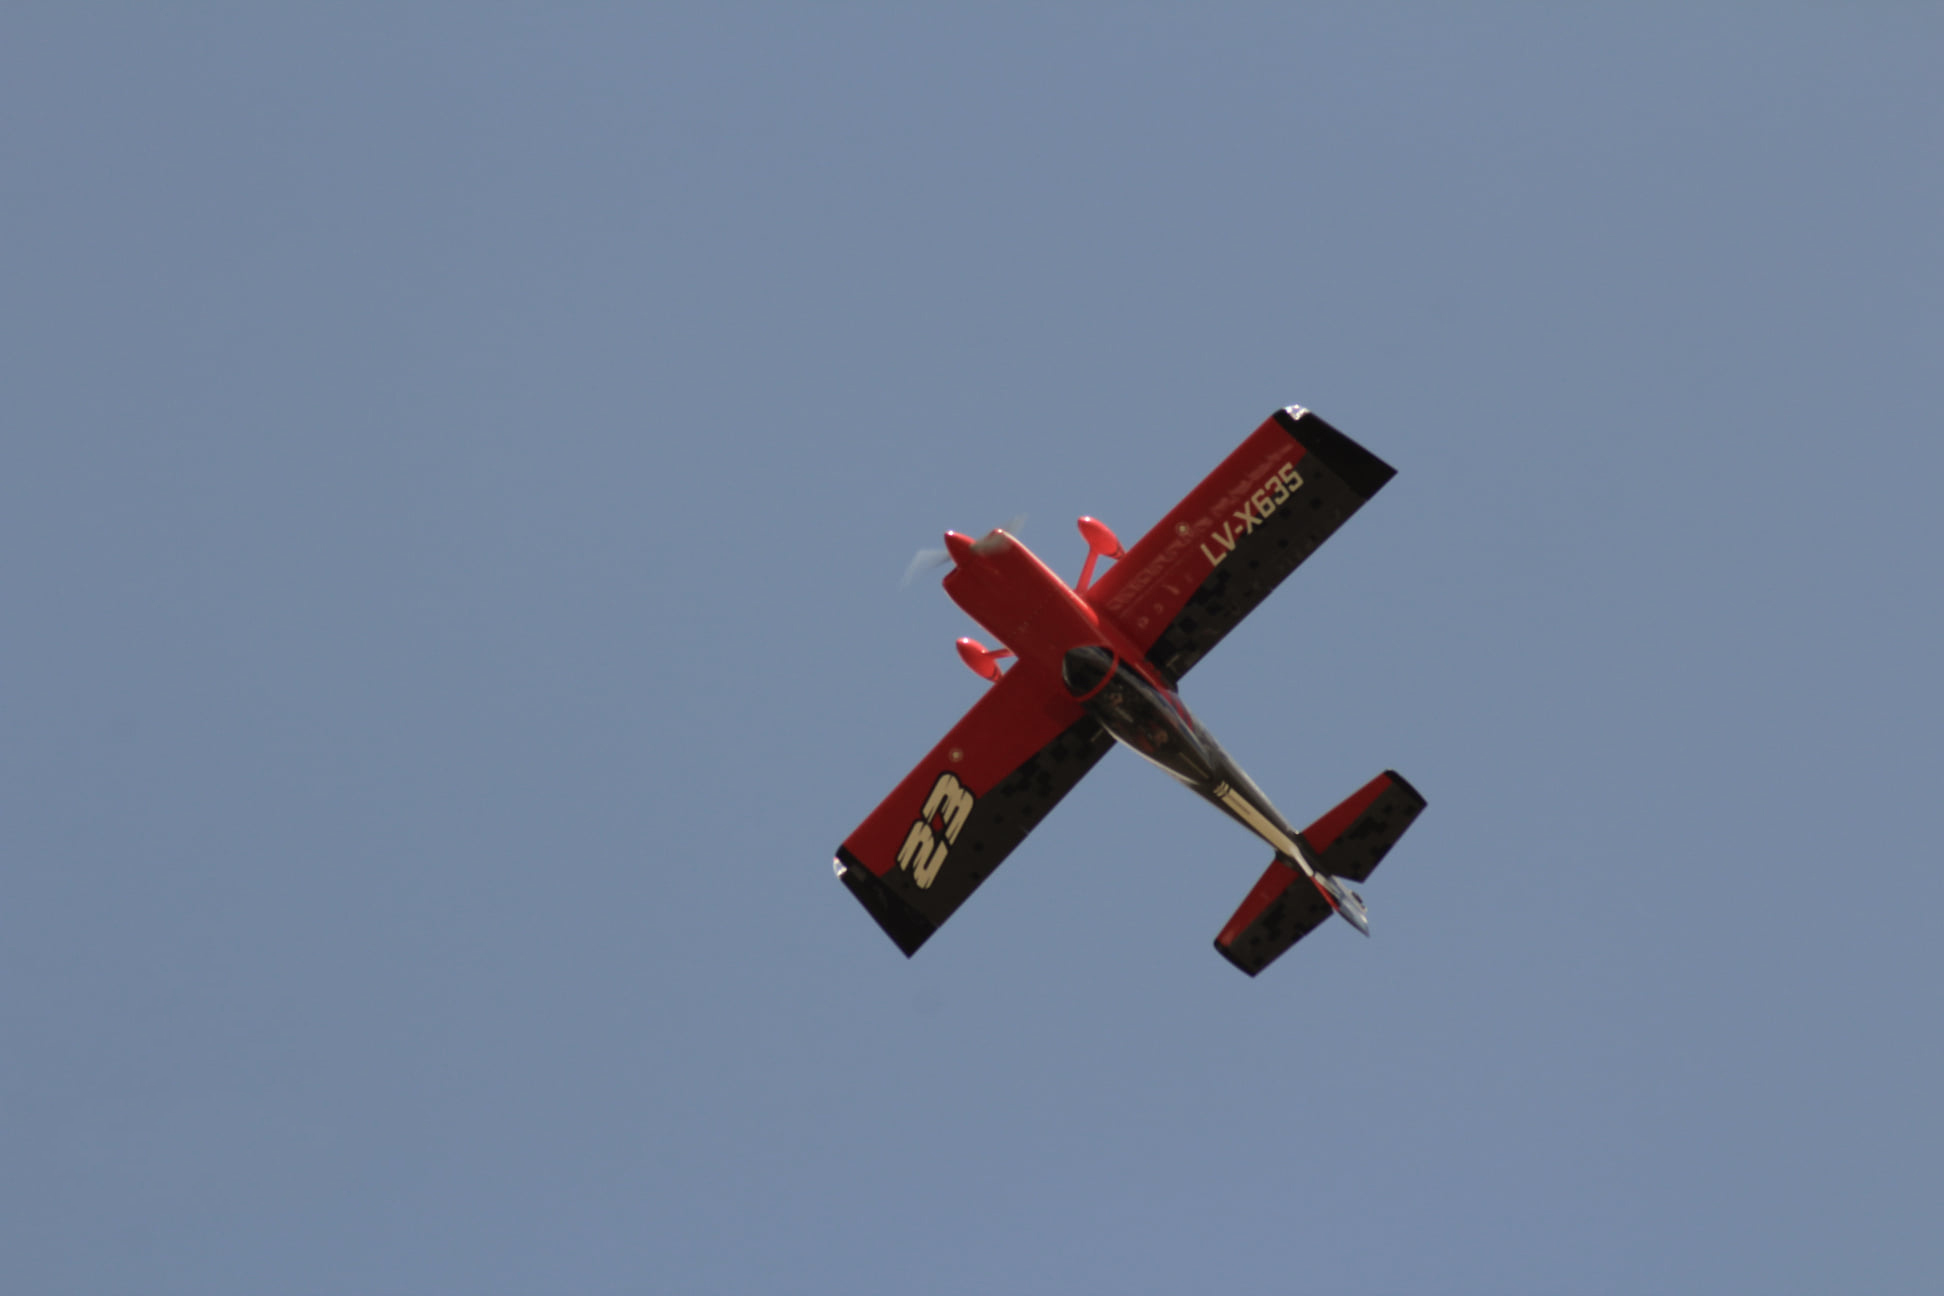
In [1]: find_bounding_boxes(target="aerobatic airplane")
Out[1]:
[834,406,1425,975]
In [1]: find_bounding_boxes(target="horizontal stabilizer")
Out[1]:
[1298,769,1427,884]
[1214,771,1426,976]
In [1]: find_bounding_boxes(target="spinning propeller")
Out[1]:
[900,514,1027,588]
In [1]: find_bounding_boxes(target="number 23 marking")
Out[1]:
[897,772,975,889]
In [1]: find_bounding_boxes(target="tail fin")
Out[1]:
[1214,771,1426,976]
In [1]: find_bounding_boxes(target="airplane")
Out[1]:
[833,406,1426,976]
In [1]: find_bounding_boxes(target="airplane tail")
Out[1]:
[1214,771,1426,976]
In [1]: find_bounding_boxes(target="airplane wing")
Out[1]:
[1086,407,1396,682]
[835,661,1114,956]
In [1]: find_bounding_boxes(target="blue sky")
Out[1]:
[4,7,1940,1293]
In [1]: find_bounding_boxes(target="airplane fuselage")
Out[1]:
[939,528,1342,901]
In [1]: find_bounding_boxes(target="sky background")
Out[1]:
[4,6,1940,1293]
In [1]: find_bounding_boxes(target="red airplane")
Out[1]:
[834,406,1426,975]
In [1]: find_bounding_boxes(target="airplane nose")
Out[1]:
[943,531,976,566]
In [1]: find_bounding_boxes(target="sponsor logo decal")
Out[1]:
[896,772,975,889]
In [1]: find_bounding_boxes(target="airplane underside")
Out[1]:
[833,405,1425,974]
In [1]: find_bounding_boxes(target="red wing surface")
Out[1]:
[1087,407,1396,682]
[836,661,1113,956]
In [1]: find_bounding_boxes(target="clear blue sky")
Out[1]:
[5,7,1939,1293]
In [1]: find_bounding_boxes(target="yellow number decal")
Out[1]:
[900,773,976,889]
[923,773,975,845]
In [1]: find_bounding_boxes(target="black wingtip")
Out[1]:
[1274,407,1397,500]
[1213,937,1264,977]
[1382,768,1428,811]
[835,849,936,957]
